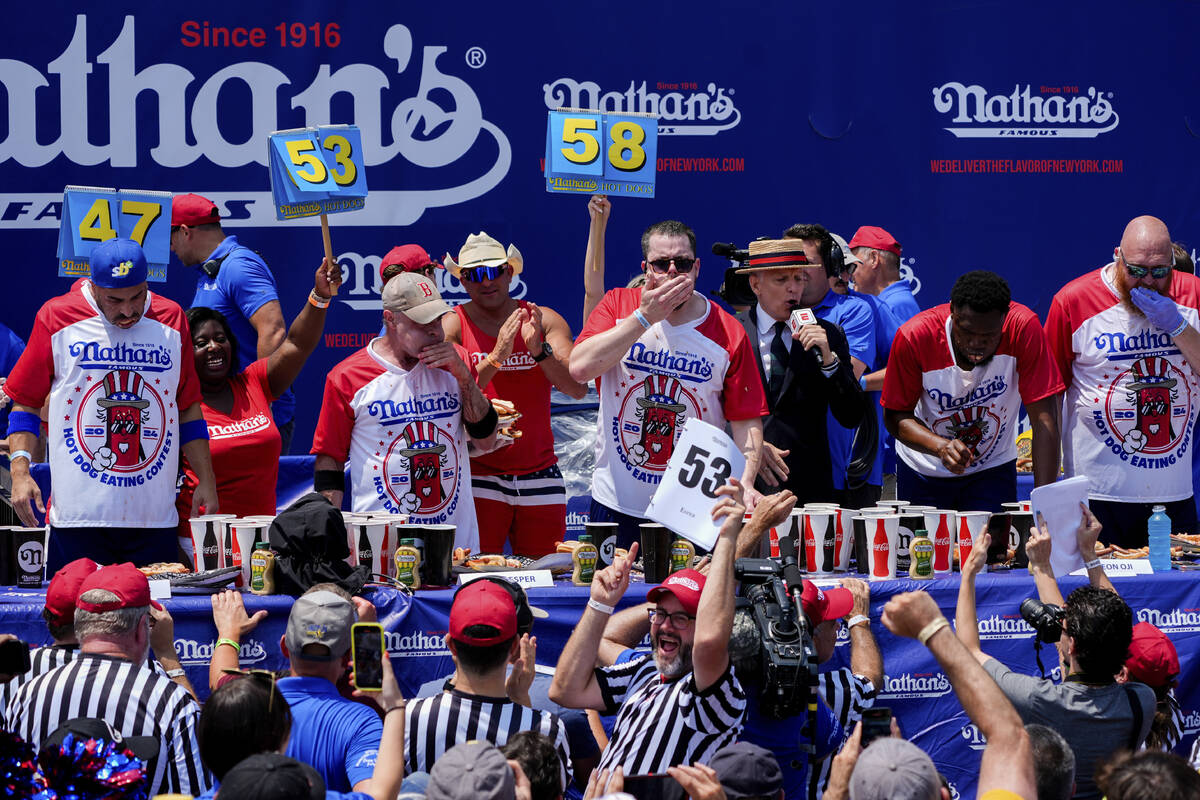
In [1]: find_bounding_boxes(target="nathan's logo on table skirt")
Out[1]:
[73,369,169,476]
[977,614,1036,641]
[1182,709,1200,736]
[878,671,953,700]
[1092,356,1194,463]
[543,79,740,136]
[381,420,459,517]
[1137,607,1200,633]
[387,630,448,658]
[932,82,1119,138]
[613,374,700,476]
[960,723,988,751]
[175,637,267,666]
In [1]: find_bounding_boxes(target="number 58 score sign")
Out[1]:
[544,109,657,198]
[645,418,746,550]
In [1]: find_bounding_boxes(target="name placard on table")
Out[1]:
[56,186,172,282]
[459,570,555,589]
[267,125,368,220]
[545,109,658,198]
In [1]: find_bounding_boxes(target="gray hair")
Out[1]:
[1026,724,1075,800]
[74,590,147,640]
[729,609,762,683]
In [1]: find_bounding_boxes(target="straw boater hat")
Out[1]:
[736,239,813,274]
[443,232,524,278]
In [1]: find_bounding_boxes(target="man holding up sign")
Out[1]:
[570,220,766,551]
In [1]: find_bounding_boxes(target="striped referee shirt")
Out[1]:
[405,688,572,787]
[0,644,77,728]
[807,668,877,800]
[594,654,746,775]
[8,652,211,797]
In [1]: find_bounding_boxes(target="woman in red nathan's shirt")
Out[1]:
[176,260,340,549]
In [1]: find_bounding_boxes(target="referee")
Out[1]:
[550,486,748,774]
[7,563,210,796]
[405,579,571,787]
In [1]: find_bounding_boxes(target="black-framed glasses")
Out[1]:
[647,608,695,628]
[648,257,697,274]
[460,264,508,282]
[1119,248,1174,279]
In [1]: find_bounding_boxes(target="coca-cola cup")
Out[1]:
[877,500,910,511]
[803,511,836,575]
[956,512,991,573]
[923,510,956,575]
[831,508,856,571]
[188,514,235,572]
[348,520,389,578]
[775,509,803,564]
[851,508,890,574]
[867,514,900,581]
[229,520,269,587]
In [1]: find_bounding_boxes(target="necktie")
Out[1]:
[768,321,789,398]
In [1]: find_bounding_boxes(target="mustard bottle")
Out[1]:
[669,538,695,574]
[572,534,599,586]
[249,542,276,595]
[395,538,422,589]
[908,529,934,580]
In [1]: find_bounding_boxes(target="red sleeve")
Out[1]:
[1011,308,1065,403]
[1042,293,1076,389]
[721,325,768,420]
[310,369,355,462]
[173,310,201,408]
[4,307,55,408]
[244,358,278,403]
[575,289,629,345]
[881,323,925,411]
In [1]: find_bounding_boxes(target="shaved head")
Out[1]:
[1119,215,1173,264]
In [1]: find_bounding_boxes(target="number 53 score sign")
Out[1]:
[645,418,746,550]
[545,109,657,198]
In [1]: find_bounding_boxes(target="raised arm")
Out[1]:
[1074,504,1114,594]
[842,578,883,690]
[692,481,746,691]
[1025,516,1067,607]
[266,259,341,398]
[734,490,796,559]
[583,195,610,323]
[954,532,988,662]
[598,601,651,667]
[569,276,694,382]
[526,305,588,399]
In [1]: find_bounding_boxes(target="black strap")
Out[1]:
[1122,683,1145,751]
[768,321,789,398]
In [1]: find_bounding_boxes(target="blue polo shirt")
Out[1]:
[813,290,876,490]
[0,322,26,438]
[876,280,922,473]
[741,693,842,799]
[278,676,383,792]
[191,235,295,426]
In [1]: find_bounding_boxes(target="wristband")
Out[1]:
[9,450,32,464]
[485,353,504,370]
[385,704,407,715]
[1170,318,1189,338]
[314,469,346,493]
[465,404,499,439]
[633,309,652,330]
[859,375,867,390]
[820,357,840,375]
[916,616,950,646]
[1083,558,1102,570]
[308,290,331,309]
[165,668,186,678]
[180,418,210,444]
[216,638,240,652]
[846,614,870,630]
[587,599,615,615]
[7,410,40,437]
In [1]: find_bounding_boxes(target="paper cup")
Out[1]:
[923,510,956,575]
[956,512,991,572]
[229,520,269,587]
[831,508,857,571]
[877,500,910,511]
[866,515,900,581]
[1008,511,1035,568]
[188,514,235,572]
[851,510,888,574]
[9,528,46,588]
[348,520,389,578]
[421,524,457,586]
[640,523,674,584]
[802,511,836,575]
[585,522,619,567]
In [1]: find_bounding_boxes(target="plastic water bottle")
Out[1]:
[1148,505,1172,572]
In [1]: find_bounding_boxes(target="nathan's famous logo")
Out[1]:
[176,637,268,666]
[386,629,449,657]
[73,369,168,475]
[382,420,459,518]
[1092,355,1194,463]
[932,404,1002,463]
[960,723,988,751]
[543,79,740,136]
[932,82,1118,138]
[1137,607,1200,633]
[976,614,1036,641]
[0,16,509,226]
[615,375,698,474]
[878,671,953,700]
[1181,709,1200,736]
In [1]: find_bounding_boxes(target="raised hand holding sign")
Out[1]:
[57,186,171,281]
[545,109,658,198]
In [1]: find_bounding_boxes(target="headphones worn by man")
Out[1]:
[825,238,845,280]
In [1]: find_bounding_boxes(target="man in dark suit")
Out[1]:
[735,239,865,503]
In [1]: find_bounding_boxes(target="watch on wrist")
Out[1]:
[531,341,553,363]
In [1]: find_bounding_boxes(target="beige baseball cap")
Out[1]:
[382,272,453,324]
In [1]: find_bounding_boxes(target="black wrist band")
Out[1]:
[314,469,346,493]
[465,404,499,439]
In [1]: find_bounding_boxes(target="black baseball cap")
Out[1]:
[218,753,325,800]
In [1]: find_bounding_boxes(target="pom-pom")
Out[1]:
[37,734,148,800]
[0,728,43,798]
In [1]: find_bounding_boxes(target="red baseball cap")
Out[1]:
[380,244,436,280]
[1125,621,1179,687]
[171,193,220,227]
[801,581,854,627]
[75,563,162,613]
[646,569,706,616]
[44,558,99,623]
[450,580,517,646]
[847,226,902,257]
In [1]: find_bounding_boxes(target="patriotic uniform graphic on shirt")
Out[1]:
[1045,267,1200,501]
[625,374,695,470]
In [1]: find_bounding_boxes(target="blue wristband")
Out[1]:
[859,375,868,390]
[7,410,40,437]
[179,419,210,444]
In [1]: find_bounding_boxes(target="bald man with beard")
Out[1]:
[1045,215,1200,546]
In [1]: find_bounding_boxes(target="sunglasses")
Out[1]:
[1120,248,1174,279]
[221,668,281,710]
[460,264,508,282]
[647,257,697,274]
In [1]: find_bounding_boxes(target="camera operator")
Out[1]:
[955,519,1154,800]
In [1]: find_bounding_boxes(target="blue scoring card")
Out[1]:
[545,110,657,198]
[57,186,172,282]
[268,125,368,220]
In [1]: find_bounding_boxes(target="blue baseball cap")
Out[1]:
[89,237,148,289]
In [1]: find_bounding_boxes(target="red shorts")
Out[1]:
[471,465,567,557]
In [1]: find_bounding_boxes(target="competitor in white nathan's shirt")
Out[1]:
[1044,215,1200,543]
[882,271,1063,513]
[311,272,497,552]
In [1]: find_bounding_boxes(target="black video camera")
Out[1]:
[734,558,816,719]
[1020,597,1066,644]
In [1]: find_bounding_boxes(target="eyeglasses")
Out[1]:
[460,264,508,282]
[1119,248,1174,279]
[648,257,697,274]
[647,608,695,628]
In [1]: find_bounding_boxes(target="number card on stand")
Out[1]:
[268,125,367,220]
[56,186,172,282]
[645,418,746,550]
[545,109,658,198]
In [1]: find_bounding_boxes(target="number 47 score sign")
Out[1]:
[645,418,746,550]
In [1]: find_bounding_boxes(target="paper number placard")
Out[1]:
[268,125,368,220]
[545,110,657,198]
[56,186,171,282]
